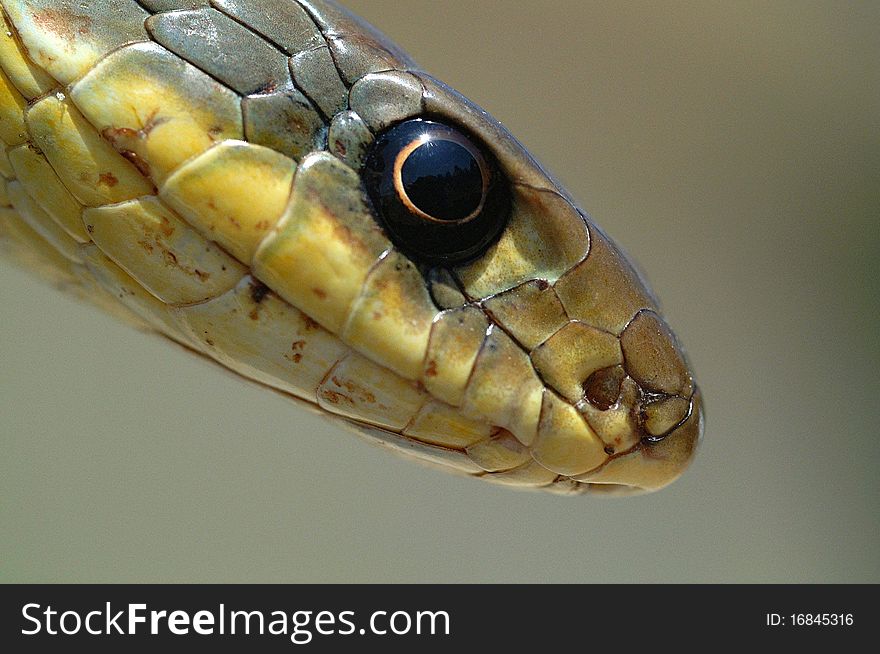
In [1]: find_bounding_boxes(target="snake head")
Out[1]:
[250,2,704,494]
[0,0,700,494]
[311,52,704,492]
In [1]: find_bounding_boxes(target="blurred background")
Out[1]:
[1,0,877,583]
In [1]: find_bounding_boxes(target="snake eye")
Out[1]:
[362,119,510,263]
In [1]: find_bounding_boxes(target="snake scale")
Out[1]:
[0,0,702,495]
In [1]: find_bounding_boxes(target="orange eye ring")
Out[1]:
[391,131,490,225]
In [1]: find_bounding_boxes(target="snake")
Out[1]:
[0,0,702,495]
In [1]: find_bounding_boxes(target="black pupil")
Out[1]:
[400,139,483,222]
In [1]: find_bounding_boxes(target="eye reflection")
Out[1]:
[395,135,487,223]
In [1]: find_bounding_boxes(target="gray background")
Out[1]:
[1,0,877,582]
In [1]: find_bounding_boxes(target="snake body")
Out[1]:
[0,0,702,494]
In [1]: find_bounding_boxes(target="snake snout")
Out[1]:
[560,309,703,494]
[511,224,703,494]
[574,388,704,494]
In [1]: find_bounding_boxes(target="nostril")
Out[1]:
[530,321,622,403]
[583,364,626,410]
